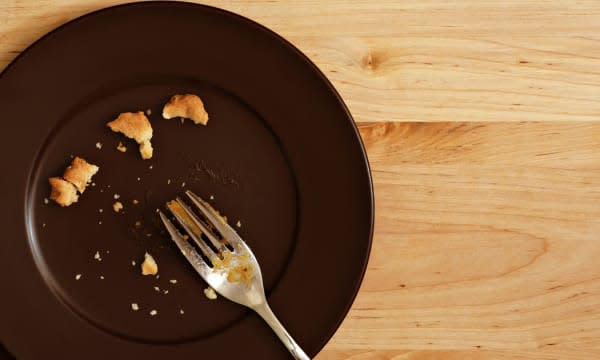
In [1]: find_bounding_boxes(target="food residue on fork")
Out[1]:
[166,200,203,237]
[212,250,254,285]
[141,252,158,275]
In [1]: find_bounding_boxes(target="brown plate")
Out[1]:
[0,2,373,359]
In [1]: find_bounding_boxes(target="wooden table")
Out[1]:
[2,1,600,359]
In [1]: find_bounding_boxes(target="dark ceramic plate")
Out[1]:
[0,2,373,359]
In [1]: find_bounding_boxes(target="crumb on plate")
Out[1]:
[113,201,123,213]
[162,94,209,125]
[63,156,99,193]
[131,303,139,311]
[107,112,153,159]
[141,252,158,275]
[48,177,79,207]
[204,286,217,300]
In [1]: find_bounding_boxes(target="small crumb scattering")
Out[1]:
[149,165,153,170]
[150,310,157,316]
[43,198,49,204]
[134,220,142,228]
[113,201,123,213]
[167,179,171,185]
[116,142,127,152]
[98,221,103,225]
[204,286,217,300]
[169,279,177,284]
[181,182,186,187]
[42,222,46,228]
[146,109,152,115]
[95,142,102,149]
[100,275,105,280]
[236,220,242,228]
[106,250,110,254]
[210,195,214,200]
[137,177,141,181]
[132,199,139,205]
[154,286,160,292]
[99,208,103,213]
[179,309,185,315]
[91,182,96,187]
[156,275,160,279]
[132,260,136,266]
[113,193,120,199]
[75,274,82,280]
[131,303,139,311]
[163,290,169,294]
[94,251,102,261]
[141,252,158,275]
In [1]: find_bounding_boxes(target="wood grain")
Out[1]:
[319,122,600,359]
[1,1,600,122]
[2,1,600,360]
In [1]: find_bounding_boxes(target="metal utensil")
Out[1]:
[159,190,309,360]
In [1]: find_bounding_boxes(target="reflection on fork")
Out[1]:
[159,190,310,360]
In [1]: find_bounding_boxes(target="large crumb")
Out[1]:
[49,177,79,207]
[63,156,99,193]
[107,112,153,159]
[162,94,209,125]
[204,286,217,300]
[141,252,158,275]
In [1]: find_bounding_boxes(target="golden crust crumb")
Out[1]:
[162,94,209,125]
[141,252,158,275]
[107,112,153,159]
[113,201,123,213]
[49,177,79,207]
[62,157,99,193]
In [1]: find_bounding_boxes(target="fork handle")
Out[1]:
[253,302,311,360]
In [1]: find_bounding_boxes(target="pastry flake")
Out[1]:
[162,94,209,125]
[107,112,153,159]
[49,177,79,207]
[62,156,99,193]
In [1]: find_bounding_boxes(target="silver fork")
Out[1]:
[159,190,310,360]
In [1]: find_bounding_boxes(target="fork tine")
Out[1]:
[173,198,226,252]
[158,210,211,276]
[185,190,245,252]
[167,199,217,260]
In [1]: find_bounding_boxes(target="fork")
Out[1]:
[159,190,310,360]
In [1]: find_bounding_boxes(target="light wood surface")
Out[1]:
[2,1,600,359]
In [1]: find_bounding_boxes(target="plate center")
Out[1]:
[27,78,298,343]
